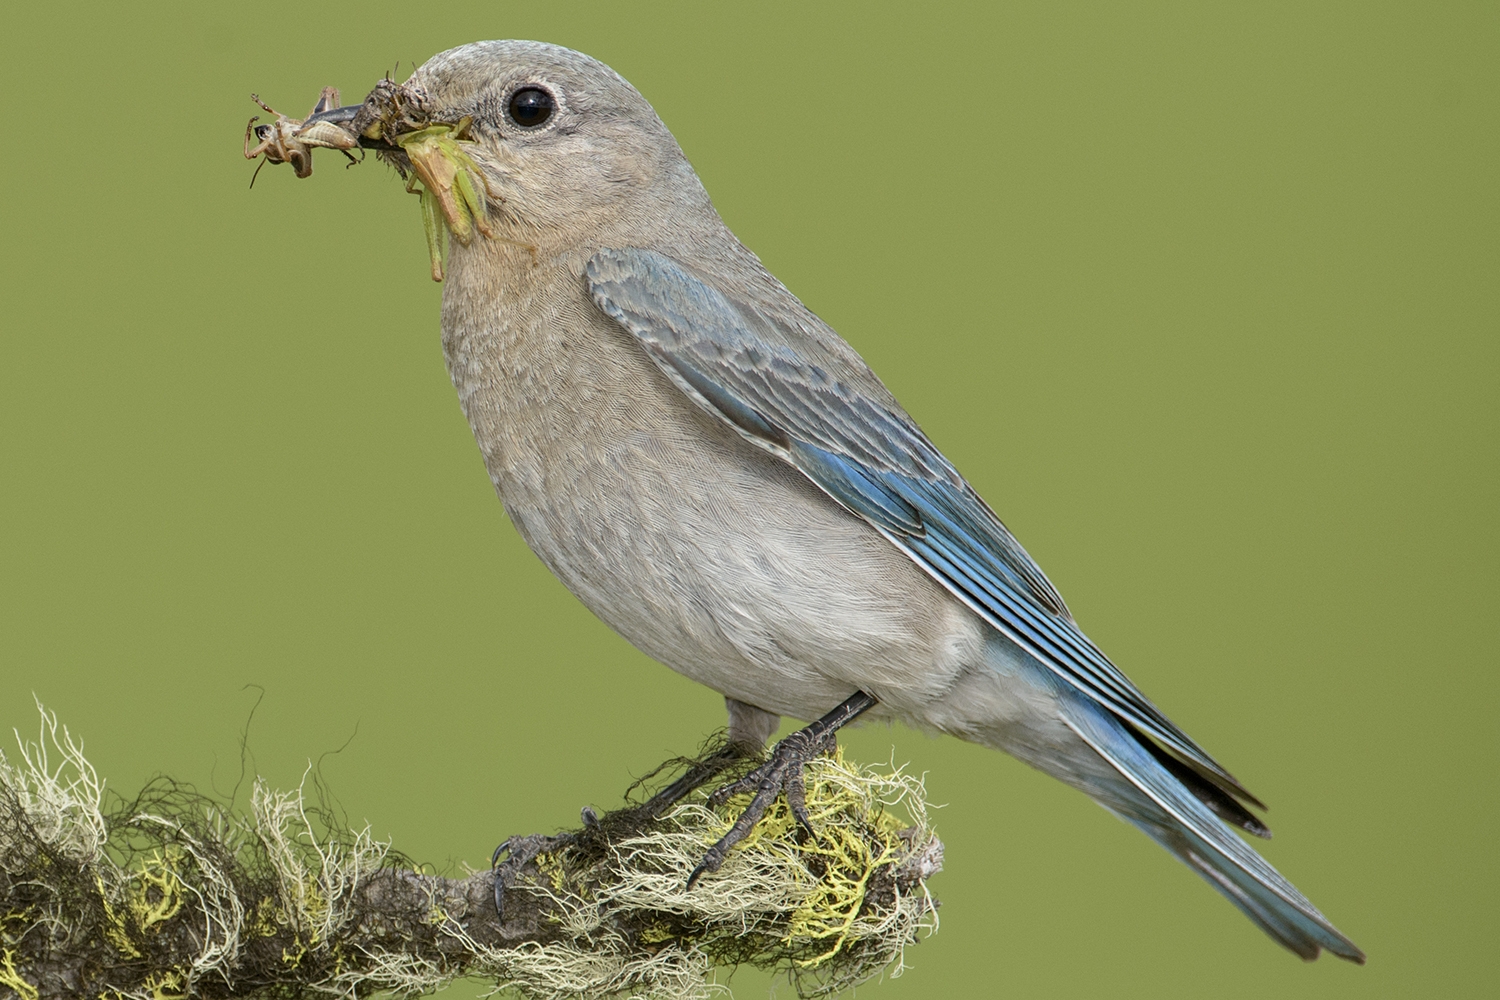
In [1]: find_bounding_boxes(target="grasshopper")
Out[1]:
[244,87,361,183]
[395,119,493,281]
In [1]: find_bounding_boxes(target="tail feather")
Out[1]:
[1125,719,1272,839]
[1062,708,1365,963]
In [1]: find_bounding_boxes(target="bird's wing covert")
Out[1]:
[586,247,1256,804]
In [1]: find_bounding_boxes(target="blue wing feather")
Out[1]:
[586,247,1259,806]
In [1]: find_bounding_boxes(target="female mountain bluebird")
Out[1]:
[307,40,1361,962]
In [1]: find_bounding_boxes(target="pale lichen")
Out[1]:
[0,707,941,999]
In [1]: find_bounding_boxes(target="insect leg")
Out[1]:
[419,186,446,282]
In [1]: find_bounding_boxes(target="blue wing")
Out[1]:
[586,247,1260,807]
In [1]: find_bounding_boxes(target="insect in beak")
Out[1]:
[243,87,362,184]
[393,120,496,281]
[246,78,536,281]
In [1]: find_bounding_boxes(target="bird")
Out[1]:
[309,39,1363,962]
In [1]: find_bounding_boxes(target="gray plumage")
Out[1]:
[402,40,1362,962]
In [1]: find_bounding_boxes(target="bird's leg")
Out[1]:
[638,746,742,818]
[725,697,780,748]
[496,697,783,919]
[687,690,877,888]
[638,697,781,818]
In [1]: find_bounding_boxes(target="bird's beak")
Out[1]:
[304,103,359,126]
[305,103,400,151]
[300,84,525,282]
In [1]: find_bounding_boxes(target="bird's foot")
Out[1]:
[687,691,877,888]
[685,692,877,887]
[492,831,574,923]
[686,724,839,888]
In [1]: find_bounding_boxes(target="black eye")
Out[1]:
[508,87,554,128]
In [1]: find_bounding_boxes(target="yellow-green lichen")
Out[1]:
[95,847,187,959]
[0,947,38,1000]
[533,849,568,892]
[703,747,914,968]
[141,969,185,1000]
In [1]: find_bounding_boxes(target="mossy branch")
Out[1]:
[0,708,941,1000]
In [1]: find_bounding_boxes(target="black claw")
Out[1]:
[491,836,516,870]
[685,859,713,890]
[786,773,814,837]
[491,837,519,919]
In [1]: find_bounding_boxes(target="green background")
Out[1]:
[2,2,1494,997]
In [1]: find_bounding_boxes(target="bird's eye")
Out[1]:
[508,87,554,128]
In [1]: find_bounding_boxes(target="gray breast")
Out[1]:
[439,249,982,721]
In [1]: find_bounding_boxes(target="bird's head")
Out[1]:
[340,41,716,275]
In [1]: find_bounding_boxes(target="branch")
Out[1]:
[0,708,941,999]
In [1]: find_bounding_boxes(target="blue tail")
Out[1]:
[1062,703,1365,963]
